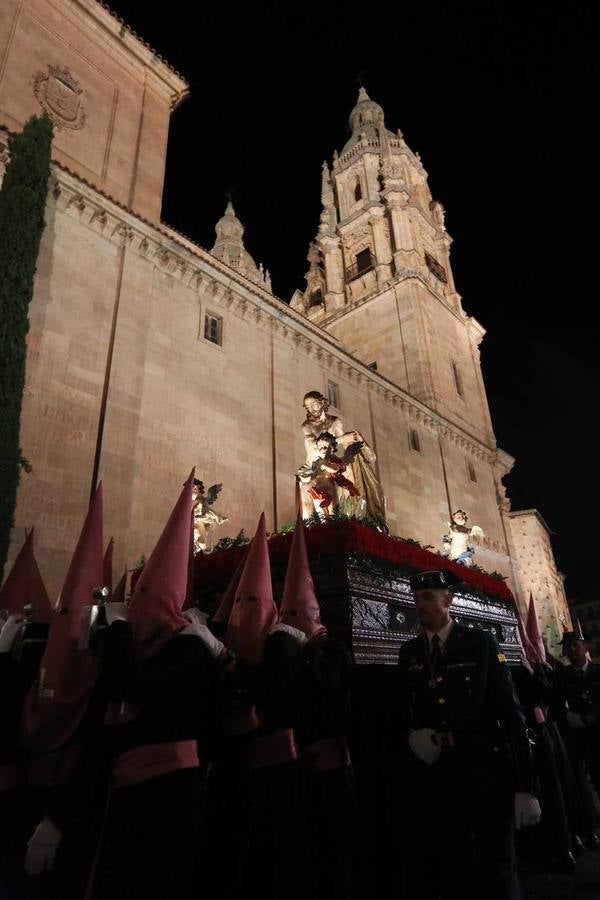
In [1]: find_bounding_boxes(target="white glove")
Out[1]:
[25,817,62,877]
[105,602,128,626]
[182,610,225,658]
[566,711,587,730]
[268,622,307,645]
[183,608,210,628]
[0,614,24,652]
[514,792,541,830]
[408,728,442,766]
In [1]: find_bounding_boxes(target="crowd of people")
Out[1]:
[0,473,598,900]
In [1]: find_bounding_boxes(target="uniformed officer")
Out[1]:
[554,630,600,845]
[395,569,541,900]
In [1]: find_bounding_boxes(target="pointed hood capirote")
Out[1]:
[279,512,326,641]
[0,528,52,623]
[128,471,195,659]
[22,486,104,750]
[224,513,277,665]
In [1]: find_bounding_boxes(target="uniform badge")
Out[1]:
[497,653,507,663]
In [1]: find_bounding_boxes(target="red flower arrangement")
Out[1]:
[194,520,514,604]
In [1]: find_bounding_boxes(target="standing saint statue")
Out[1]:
[192,479,228,553]
[297,390,387,531]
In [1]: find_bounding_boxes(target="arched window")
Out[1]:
[309,289,323,308]
[410,430,421,453]
[354,180,362,202]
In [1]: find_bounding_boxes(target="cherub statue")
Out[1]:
[192,479,228,553]
[441,509,485,567]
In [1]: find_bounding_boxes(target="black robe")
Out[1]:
[93,623,216,900]
[243,631,306,900]
[297,635,356,900]
[0,623,50,900]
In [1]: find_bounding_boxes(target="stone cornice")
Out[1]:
[71,0,189,105]
[50,163,506,466]
[508,509,554,535]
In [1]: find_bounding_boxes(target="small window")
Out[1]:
[410,429,421,452]
[424,251,448,284]
[327,381,339,409]
[467,459,477,483]
[368,361,378,371]
[452,361,464,397]
[204,312,222,346]
[309,289,323,308]
[356,248,372,275]
[354,180,362,202]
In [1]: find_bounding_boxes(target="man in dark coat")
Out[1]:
[554,630,600,847]
[395,569,540,900]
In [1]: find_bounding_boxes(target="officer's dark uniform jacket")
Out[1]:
[554,660,600,799]
[554,661,600,723]
[397,621,535,789]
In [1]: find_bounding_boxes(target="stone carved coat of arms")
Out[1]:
[33,65,86,130]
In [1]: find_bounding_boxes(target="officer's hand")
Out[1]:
[0,614,24,652]
[514,792,542,830]
[182,610,226,658]
[566,711,587,730]
[408,728,441,765]
[25,817,62,877]
[104,602,128,626]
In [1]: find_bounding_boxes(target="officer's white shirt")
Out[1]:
[424,618,454,653]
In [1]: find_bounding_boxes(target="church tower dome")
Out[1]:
[210,201,272,292]
[343,87,395,154]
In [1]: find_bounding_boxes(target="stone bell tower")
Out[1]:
[210,201,273,292]
[291,88,495,448]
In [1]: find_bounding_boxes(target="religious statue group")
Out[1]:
[297,390,388,532]
[194,388,487,566]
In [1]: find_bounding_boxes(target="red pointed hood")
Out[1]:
[103,538,114,595]
[526,593,546,664]
[112,567,127,605]
[213,545,249,624]
[280,512,326,641]
[0,528,52,623]
[128,472,195,659]
[224,513,277,665]
[22,486,104,750]
[515,603,539,665]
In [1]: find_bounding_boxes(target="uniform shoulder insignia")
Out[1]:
[497,653,507,663]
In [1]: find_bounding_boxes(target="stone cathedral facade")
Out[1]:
[0,0,571,652]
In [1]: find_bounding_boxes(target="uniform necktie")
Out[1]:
[430,633,442,668]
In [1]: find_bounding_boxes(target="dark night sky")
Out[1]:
[108,1,597,595]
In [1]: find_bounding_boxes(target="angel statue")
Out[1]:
[192,479,228,553]
[442,509,485,567]
[297,390,387,532]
